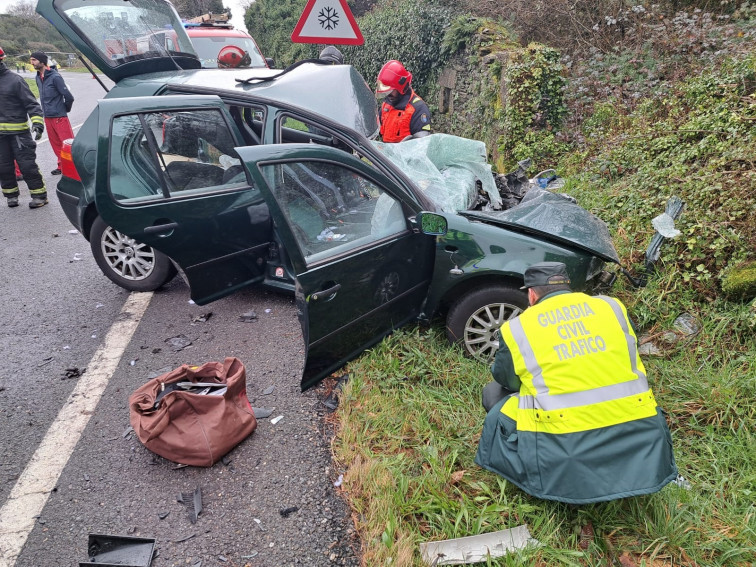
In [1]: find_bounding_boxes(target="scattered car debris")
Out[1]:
[674,474,692,489]
[172,464,188,470]
[83,533,156,567]
[264,309,272,314]
[252,407,274,419]
[221,455,232,466]
[178,487,203,524]
[333,474,344,488]
[123,426,134,438]
[37,356,54,367]
[62,367,85,380]
[165,335,192,351]
[279,506,299,518]
[130,359,138,366]
[579,522,594,550]
[158,511,170,520]
[270,415,283,425]
[71,253,82,262]
[68,229,79,234]
[419,525,540,565]
[262,386,275,395]
[645,195,685,274]
[239,310,258,322]
[191,312,213,323]
[192,560,202,567]
[241,552,259,559]
[673,313,700,337]
[174,533,196,543]
[253,518,265,531]
[95,303,104,308]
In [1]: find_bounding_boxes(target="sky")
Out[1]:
[223,0,251,33]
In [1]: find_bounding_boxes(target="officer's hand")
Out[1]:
[32,123,44,141]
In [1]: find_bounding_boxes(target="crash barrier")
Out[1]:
[129,357,257,467]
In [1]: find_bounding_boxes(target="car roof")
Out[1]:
[112,63,379,138]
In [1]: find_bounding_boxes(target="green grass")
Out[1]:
[331,41,756,566]
[332,327,756,566]
[25,78,38,98]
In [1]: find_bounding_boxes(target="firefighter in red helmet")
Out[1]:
[217,45,252,68]
[376,60,431,143]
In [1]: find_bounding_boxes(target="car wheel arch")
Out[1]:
[437,273,525,316]
[443,277,529,362]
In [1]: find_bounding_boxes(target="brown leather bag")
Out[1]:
[129,357,257,467]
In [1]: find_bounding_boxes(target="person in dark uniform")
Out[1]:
[476,261,677,504]
[375,60,431,143]
[0,46,47,208]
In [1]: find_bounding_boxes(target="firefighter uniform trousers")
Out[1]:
[0,131,46,201]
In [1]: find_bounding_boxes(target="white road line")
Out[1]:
[0,292,153,566]
[37,122,83,146]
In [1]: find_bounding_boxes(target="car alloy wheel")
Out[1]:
[89,216,177,292]
[446,285,528,362]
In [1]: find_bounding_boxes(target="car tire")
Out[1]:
[446,285,528,362]
[90,216,177,292]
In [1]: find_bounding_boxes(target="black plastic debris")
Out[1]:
[178,487,203,524]
[158,511,169,520]
[63,367,85,380]
[238,310,257,322]
[191,313,213,323]
[165,335,192,352]
[79,534,156,567]
[279,506,299,518]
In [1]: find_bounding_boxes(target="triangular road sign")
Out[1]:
[291,0,364,45]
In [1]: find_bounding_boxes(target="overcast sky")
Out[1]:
[223,0,251,33]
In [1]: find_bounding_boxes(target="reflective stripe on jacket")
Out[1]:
[380,91,420,143]
[0,62,43,136]
[499,292,656,433]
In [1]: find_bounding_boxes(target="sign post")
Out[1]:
[291,0,364,45]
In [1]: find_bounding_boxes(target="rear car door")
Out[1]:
[236,144,435,390]
[93,95,272,304]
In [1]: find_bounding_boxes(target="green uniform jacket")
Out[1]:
[475,291,677,504]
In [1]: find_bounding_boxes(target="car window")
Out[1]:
[261,160,407,264]
[109,109,250,204]
[57,0,194,67]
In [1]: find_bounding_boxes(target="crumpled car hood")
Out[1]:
[461,189,620,263]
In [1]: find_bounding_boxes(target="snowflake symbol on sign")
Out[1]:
[318,7,340,30]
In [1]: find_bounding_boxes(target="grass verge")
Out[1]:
[332,326,755,565]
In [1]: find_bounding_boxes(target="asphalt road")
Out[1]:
[0,71,359,566]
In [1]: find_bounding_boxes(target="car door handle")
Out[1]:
[143,222,179,235]
[310,284,341,302]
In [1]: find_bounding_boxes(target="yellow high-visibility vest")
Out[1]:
[500,293,657,434]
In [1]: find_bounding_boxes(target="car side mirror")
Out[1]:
[418,212,447,236]
[265,57,275,68]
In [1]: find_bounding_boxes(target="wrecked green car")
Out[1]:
[39,0,619,389]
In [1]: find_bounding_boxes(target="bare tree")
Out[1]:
[7,0,40,19]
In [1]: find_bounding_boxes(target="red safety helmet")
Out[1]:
[217,45,251,68]
[0,46,5,59]
[376,60,412,96]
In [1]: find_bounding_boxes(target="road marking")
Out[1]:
[37,122,83,146]
[0,292,153,566]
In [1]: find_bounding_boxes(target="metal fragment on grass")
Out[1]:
[419,525,539,565]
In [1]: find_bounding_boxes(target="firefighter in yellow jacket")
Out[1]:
[475,261,677,504]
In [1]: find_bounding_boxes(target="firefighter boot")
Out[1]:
[29,196,48,209]
[7,196,19,207]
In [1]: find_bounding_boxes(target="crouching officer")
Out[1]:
[0,45,47,208]
[475,261,677,504]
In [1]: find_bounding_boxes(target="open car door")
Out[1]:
[236,144,435,390]
[93,95,272,304]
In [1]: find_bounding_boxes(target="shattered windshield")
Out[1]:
[56,0,195,67]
